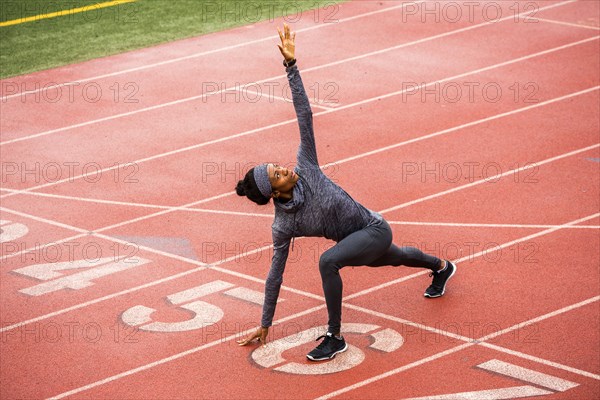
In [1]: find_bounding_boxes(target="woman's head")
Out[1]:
[236,163,299,205]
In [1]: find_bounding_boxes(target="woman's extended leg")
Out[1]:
[368,222,457,299]
[368,242,442,269]
[312,219,454,361]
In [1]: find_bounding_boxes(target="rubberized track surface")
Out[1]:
[1,1,599,399]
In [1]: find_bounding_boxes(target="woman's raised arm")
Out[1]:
[277,24,318,167]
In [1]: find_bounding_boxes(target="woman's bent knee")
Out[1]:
[319,251,340,276]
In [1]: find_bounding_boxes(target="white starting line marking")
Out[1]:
[477,359,580,392]
[405,385,552,400]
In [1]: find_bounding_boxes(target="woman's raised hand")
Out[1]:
[277,23,295,61]
[237,326,269,347]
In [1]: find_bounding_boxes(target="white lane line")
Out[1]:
[3,80,596,263]
[1,0,576,147]
[2,188,599,229]
[404,386,552,400]
[538,17,600,31]
[316,295,599,400]
[379,142,600,214]
[1,2,424,101]
[3,43,598,204]
[477,359,579,391]
[388,221,600,229]
[3,139,598,268]
[316,343,475,400]
[2,188,598,229]
[478,295,600,342]
[343,303,472,342]
[1,153,597,330]
[325,82,600,171]
[4,207,596,396]
[345,302,600,382]
[0,185,255,263]
[229,87,337,111]
[0,188,175,210]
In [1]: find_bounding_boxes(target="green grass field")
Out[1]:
[0,0,344,79]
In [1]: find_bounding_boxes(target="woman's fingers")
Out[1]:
[237,337,255,346]
[277,24,295,47]
[237,327,268,346]
[260,330,268,346]
[236,333,258,346]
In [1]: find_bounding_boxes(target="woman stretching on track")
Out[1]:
[236,24,457,361]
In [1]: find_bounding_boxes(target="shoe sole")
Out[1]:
[306,342,349,361]
[423,262,457,298]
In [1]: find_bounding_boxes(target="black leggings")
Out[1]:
[319,219,441,334]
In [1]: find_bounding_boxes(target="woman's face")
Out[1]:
[267,163,299,199]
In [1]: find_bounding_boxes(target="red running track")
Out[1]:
[1,1,599,399]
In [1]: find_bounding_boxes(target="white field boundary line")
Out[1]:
[0,0,576,147]
[2,37,598,204]
[316,295,600,400]
[2,188,600,230]
[1,1,425,101]
[538,17,600,31]
[45,293,600,400]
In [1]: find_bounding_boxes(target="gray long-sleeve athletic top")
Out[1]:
[261,65,382,328]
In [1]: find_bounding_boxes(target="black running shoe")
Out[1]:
[424,260,457,298]
[306,332,348,361]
